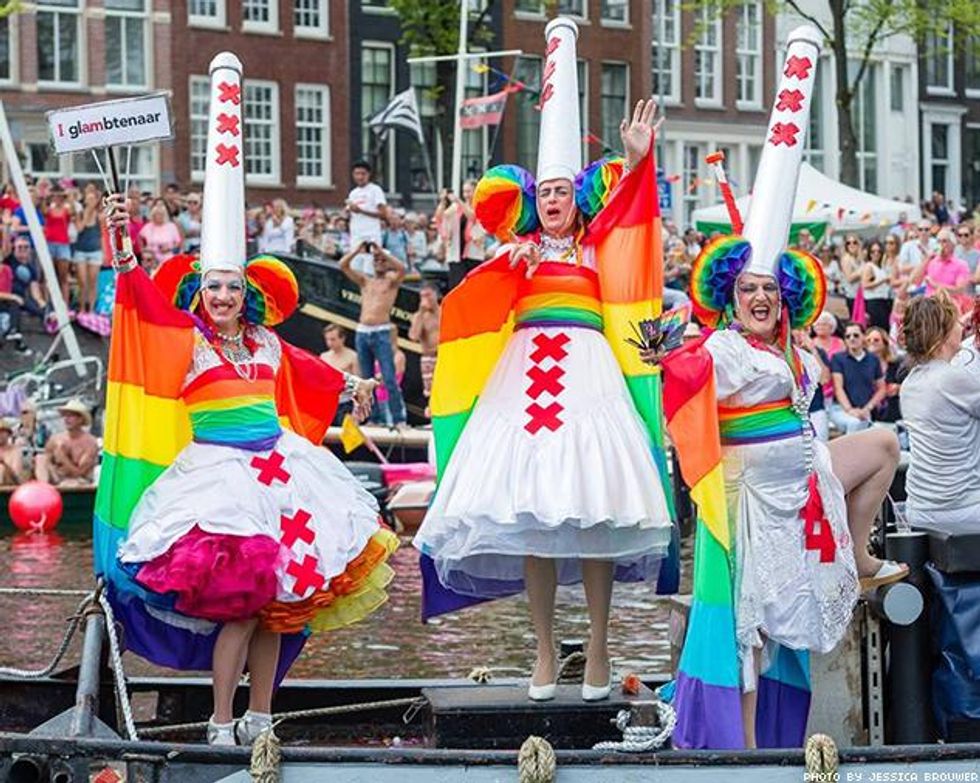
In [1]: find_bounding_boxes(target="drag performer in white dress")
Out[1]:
[415,18,674,702]
[647,27,905,749]
[97,53,396,746]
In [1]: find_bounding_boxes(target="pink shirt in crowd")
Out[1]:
[139,221,182,268]
[924,254,970,295]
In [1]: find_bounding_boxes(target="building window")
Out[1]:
[189,76,210,181]
[362,0,390,10]
[735,1,761,108]
[804,59,824,172]
[409,61,438,193]
[244,81,280,184]
[105,0,148,89]
[601,0,628,24]
[930,123,949,198]
[296,85,331,186]
[361,44,394,190]
[0,16,11,82]
[516,0,584,16]
[852,62,877,192]
[294,0,328,37]
[37,0,81,85]
[27,139,157,192]
[243,0,279,33]
[889,65,905,112]
[600,63,628,157]
[965,126,980,208]
[652,0,680,104]
[188,0,225,28]
[925,25,953,93]
[682,143,704,226]
[966,40,980,94]
[694,6,721,104]
[515,56,542,172]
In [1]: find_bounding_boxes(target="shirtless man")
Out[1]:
[0,419,24,486]
[320,324,361,425]
[35,399,99,486]
[340,240,408,428]
[408,283,441,409]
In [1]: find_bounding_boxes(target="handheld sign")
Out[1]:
[46,92,173,154]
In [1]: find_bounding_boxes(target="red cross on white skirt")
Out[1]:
[250,450,291,486]
[287,555,325,596]
[280,509,314,548]
[526,364,565,399]
[529,333,569,364]
[525,402,563,435]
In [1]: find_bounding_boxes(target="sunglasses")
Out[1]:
[846,239,859,245]
[958,232,971,238]
[845,333,863,339]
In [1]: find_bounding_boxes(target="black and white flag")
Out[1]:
[367,88,424,143]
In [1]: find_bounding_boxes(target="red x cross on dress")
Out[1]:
[216,112,240,136]
[769,122,800,147]
[215,143,240,167]
[526,364,565,399]
[529,333,570,364]
[280,509,314,548]
[217,81,241,105]
[783,55,812,80]
[525,402,563,435]
[775,88,804,113]
[250,450,291,486]
[287,555,325,596]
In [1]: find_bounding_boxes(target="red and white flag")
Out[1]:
[459,87,514,129]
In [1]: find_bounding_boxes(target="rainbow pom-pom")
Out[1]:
[574,157,625,220]
[778,248,826,329]
[473,164,539,241]
[244,254,300,326]
[689,236,751,328]
[154,253,202,312]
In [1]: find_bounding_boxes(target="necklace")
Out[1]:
[215,327,257,382]
[540,233,576,261]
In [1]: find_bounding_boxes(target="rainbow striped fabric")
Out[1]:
[514,264,603,332]
[184,362,282,450]
[94,267,342,674]
[718,399,802,446]
[422,144,679,619]
[663,336,812,748]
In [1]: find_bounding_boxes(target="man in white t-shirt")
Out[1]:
[346,160,388,261]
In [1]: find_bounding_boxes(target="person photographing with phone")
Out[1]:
[434,180,488,289]
[339,240,409,430]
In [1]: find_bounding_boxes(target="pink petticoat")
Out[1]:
[135,526,286,622]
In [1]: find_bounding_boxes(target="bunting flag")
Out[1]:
[94,266,339,679]
[340,413,366,453]
[459,87,513,129]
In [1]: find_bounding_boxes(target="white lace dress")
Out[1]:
[706,330,859,668]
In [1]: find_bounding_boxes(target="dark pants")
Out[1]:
[355,327,406,425]
[0,301,21,336]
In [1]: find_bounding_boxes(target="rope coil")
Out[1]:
[804,733,839,781]
[591,701,676,753]
[250,729,281,783]
[518,735,556,783]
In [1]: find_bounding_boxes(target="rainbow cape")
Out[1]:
[93,267,343,676]
[663,336,811,749]
[422,144,679,619]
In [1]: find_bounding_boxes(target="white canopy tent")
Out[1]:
[692,162,921,240]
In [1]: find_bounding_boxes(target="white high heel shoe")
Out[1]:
[527,657,559,701]
[581,681,612,702]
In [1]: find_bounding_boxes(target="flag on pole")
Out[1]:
[459,87,513,129]
[368,88,425,143]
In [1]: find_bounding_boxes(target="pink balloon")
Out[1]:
[8,481,64,533]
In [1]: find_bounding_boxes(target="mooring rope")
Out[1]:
[804,733,839,780]
[250,729,282,783]
[0,594,90,679]
[518,735,556,783]
[139,696,427,738]
[98,592,139,741]
[591,701,677,753]
[0,587,92,597]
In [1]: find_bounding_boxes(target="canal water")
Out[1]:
[0,529,685,681]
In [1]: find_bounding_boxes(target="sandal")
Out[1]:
[859,560,909,592]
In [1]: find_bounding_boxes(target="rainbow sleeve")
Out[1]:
[586,146,678,591]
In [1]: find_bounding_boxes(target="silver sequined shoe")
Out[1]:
[235,710,274,746]
[206,716,236,746]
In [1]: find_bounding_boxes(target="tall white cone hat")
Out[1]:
[200,52,246,276]
[535,17,581,184]
[742,26,822,277]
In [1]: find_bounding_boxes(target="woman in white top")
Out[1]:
[840,235,864,314]
[861,239,893,329]
[257,198,295,255]
[900,292,980,526]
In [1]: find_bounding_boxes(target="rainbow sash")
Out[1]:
[514,265,603,332]
[718,400,802,446]
[184,362,282,451]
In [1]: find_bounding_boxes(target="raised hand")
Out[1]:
[509,240,542,280]
[619,98,662,170]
